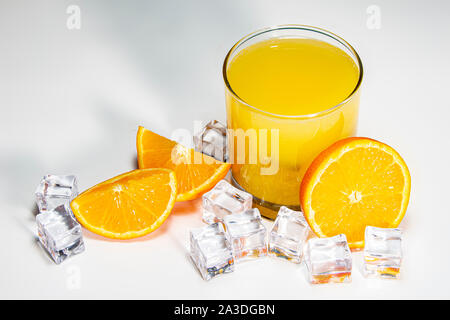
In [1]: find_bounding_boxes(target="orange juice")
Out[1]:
[223,26,362,218]
[227,38,359,116]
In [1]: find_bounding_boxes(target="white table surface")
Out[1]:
[1,0,449,299]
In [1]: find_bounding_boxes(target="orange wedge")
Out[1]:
[70,168,177,240]
[136,126,231,201]
[300,137,411,249]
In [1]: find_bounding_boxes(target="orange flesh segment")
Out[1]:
[71,169,177,240]
[136,126,230,201]
[300,138,411,249]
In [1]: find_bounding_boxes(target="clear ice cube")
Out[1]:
[36,205,85,264]
[35,175,78,213]
[193,120,228,162]
[304,234,352,284]
[202,180,252,224]
[190,222,235,281]
[268,206,312,263]
[364,226,402,279]
[223,208,267,262]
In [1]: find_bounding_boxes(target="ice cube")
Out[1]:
[304,234,352,284]
[36,205,85,264]
[268,206,312,263]
[223,208,267,262]
[363,226,402,279]
[35,175,78,213]
[190,222,235,280]
[202,180,252,224]
[193,120,228,162]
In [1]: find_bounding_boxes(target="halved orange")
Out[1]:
[300,137,411,249]
[70,168,177,240]
[136,126,231,201]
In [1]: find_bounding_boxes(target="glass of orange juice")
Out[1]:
[223,25,363,219]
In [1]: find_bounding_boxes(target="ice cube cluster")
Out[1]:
[191,178,319,281]
[34,175,85,264]
[301,226,404,283]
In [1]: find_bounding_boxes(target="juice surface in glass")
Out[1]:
[224,27,362,218]
[227,38,359,116]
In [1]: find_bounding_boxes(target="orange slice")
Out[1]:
[136,126,231,201]
[300,137,411,249]
[70,168,177,240]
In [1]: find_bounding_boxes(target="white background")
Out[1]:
[1,0,449,299]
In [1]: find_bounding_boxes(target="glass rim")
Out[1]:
[222,24,364,120]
